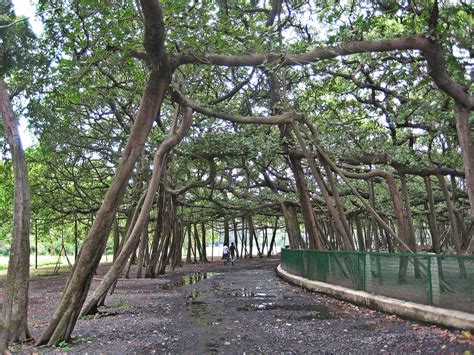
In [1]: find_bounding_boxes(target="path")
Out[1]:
[12,257,474,352]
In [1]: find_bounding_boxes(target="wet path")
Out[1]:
[19,257,473,353]
[153,258,471,353]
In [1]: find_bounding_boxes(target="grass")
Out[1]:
[0,254,114,282]
[0,254,115,270]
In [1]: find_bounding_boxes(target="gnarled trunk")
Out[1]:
[0,78,31,351]
[81,107,193,316]
[36,69,171,346]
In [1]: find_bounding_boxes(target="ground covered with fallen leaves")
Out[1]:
[3,256,474,353]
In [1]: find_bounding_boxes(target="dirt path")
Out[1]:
[7,257,474,353]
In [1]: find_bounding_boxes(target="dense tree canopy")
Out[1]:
[0,0,472,347]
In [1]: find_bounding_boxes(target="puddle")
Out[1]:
[186,300,220,329]
[236,303,334,319]
[228,289,275,299]
[160,272,220,290]
[190,290,204,299]
[205,342,219,352]
[186,300,207,317]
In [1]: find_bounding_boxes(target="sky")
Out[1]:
[12,0,43,34]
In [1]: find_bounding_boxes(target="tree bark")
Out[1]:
[36,1,172,343]
[267,216,279,256]
[291,123,349,249]
[399,173,417,253]
[223,217,230,246]
[437,175,463,254]
[145,188,166,277]
[201,223,208,261]
[248,216,262,257]
[39,71,169,344]
[322,160,351,239]
[453,104,474,248]
[135,225,149,278]
[186,222,192,263]
[437,175,467,276]
[0,78,31,351]
[423,176,441,253]
[281,204,305,248]
[113,217,120,262]
[355,217,365,251]
[81,107,192,316]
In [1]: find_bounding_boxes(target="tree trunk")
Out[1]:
[186,222,192,263]
[437,175,463,254]
[157,230,172,275]
[240,217,246,257]
[188,222,196,262]
[267,216,279,256]
[355,217,365,251]
[232,219,239,259]
[287,152,324,249]
[194,224,203,261]
[437,175,467,276]
[454,104,474,222]
[146,188,166,277]
[81,107,192,316]
[385,175,407,249]
[135,225,149,278]
[37,67,171,345]
[0,78,31,351]
[399,173,417,253]
[282,204,305,248]
[292,123,351,249]
[201,223,208,261]
[423,176,441,253]
[223,217,230,246]
[248,216,262,257]
[36,0,171,344]
[399,173,420,278]
[113,217,120,262]
[322,160,351,239]
[248,215,254,257]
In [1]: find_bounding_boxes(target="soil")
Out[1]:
[3,256,474,353]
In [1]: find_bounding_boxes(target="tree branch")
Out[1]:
[176,36,428,67]
[171,87,299,124]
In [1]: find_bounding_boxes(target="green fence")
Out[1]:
[281,249,474,314]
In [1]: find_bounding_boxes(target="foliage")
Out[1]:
[0,0,471,257]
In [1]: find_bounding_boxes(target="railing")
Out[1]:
[281,249,474,314]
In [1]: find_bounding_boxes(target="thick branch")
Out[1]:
[176,36,427,67]
[422,40,473,109]
[171,88,298,124]
[140,0,165,59]
[165,158,216,195]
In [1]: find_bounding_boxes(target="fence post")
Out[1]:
[429,254,440,306]
[34,218,38,269]
[364,253,372,292]
[299,250,304,277]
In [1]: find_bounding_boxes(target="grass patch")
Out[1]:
[0,254,113,283]
[109,300,130,309]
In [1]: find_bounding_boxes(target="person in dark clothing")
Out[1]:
[229,242,236,266]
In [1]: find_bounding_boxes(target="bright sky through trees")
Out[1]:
[7,0,42,149]
[12,0,43,34]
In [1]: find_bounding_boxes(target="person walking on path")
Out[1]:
[223,243,229,265]
[230,242,236,266]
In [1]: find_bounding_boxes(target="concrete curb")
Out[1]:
[276,264,474,331]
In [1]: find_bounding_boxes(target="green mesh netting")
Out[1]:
[281,249,474,313]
